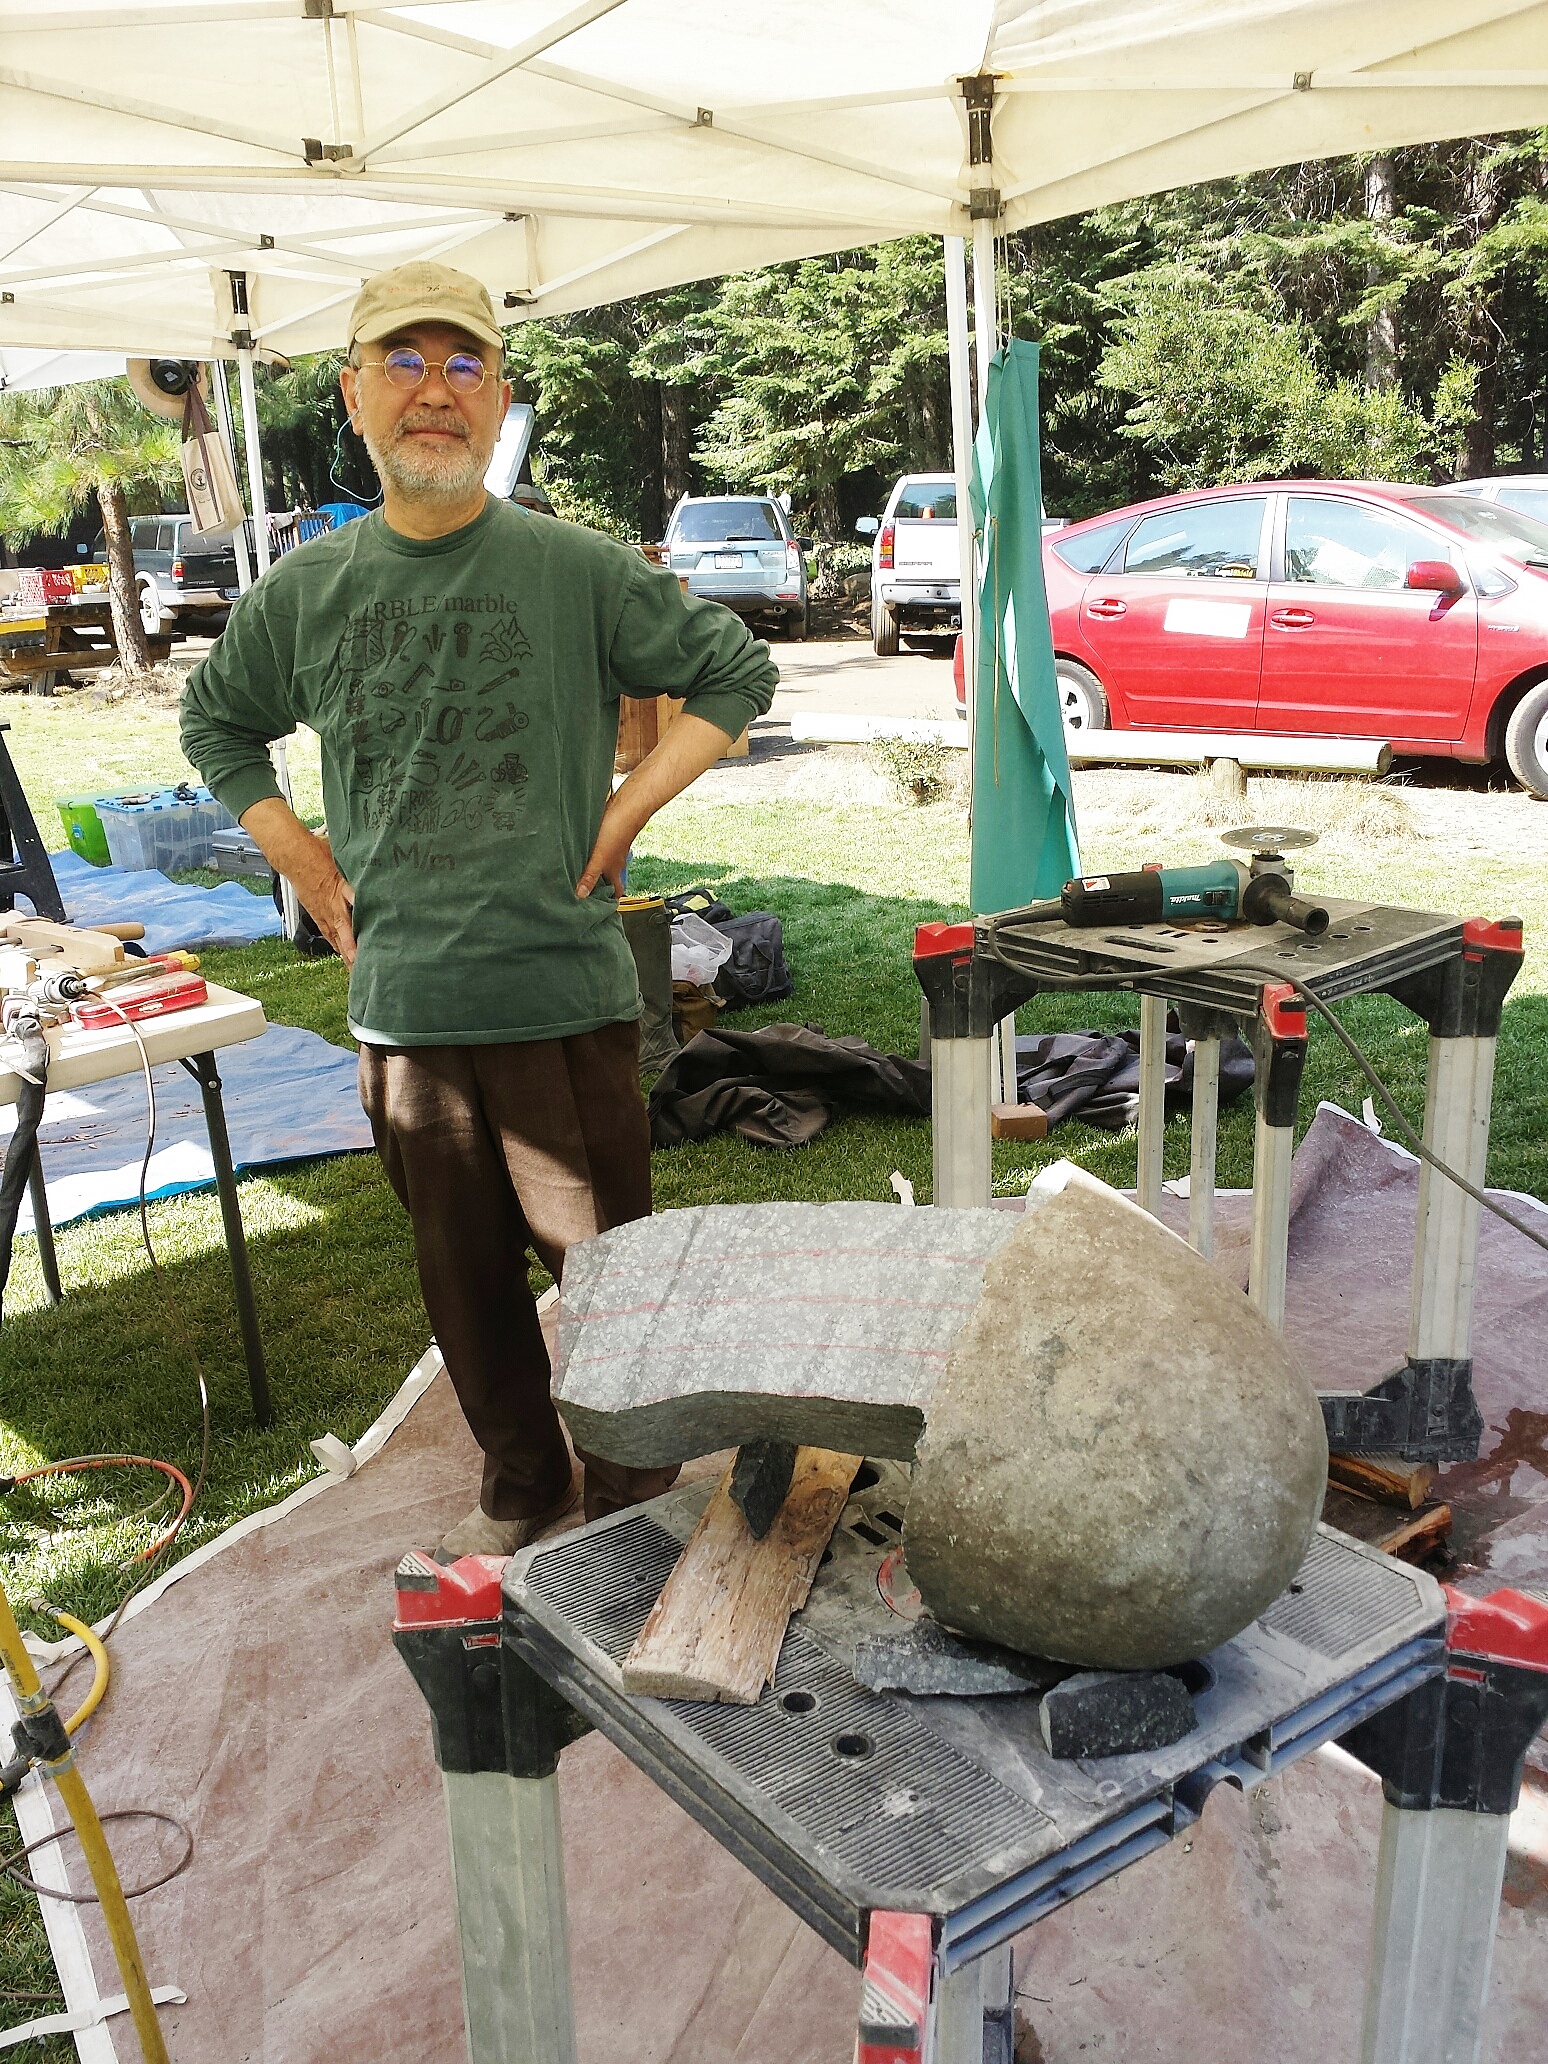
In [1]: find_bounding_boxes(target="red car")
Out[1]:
[954,481,1548,797]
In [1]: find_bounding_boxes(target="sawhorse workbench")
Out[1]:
[395,1467,1548,2064]
[913,895,1524,1463]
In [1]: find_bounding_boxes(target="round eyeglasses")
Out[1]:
[366,347,490,393]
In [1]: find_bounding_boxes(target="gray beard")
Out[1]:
[364,417,489,505]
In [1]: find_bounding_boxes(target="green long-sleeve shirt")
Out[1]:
[180,498,776,1045]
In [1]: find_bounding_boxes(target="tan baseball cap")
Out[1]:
[348,262,503,353]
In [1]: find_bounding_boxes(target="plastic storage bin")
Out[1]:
[96,784,236,874]
[56,794,113,867]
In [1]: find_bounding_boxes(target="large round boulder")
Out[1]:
[904,1171,1327,1670]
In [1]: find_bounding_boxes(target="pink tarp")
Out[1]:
[39,1106,1548,2061]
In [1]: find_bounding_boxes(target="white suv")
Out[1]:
[857,473,961,654]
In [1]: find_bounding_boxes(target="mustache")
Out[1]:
[392,409,471,442]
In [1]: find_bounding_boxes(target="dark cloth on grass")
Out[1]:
[649,1022,931,1148]
[359,1023,679,1523]
[1015,1029,1254,1133]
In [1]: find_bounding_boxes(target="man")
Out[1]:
[181,261,776,1556]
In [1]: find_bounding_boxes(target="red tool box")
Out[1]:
[72,974,208,1030]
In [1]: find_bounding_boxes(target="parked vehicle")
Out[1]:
[177,510,342,612]
[661,495,811,638]
[87,511,233,639]
[1446,475,1548,525]
[975,479,1548,797]
[858,474,959,655]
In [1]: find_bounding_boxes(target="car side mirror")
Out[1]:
[795,535,815,553]
[855,517,879,537]
[1406,559,1465,595]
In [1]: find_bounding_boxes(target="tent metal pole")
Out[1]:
[970,217,997,413]
[209,361,253,596]
[944,234,976,754]
[228,269,299,939]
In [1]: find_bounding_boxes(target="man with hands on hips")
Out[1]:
[181,261,776,1555]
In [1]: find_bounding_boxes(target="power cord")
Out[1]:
[977,920,1548,1259]
[1240,965,1548,1259]
[2,993,212,1691]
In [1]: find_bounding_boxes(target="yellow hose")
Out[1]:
[53,1611,109,1735]
[0,1585,169,2064]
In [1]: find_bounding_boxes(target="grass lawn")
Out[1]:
[0,688,1543,2041]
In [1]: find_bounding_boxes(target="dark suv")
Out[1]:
[88,513,231,639]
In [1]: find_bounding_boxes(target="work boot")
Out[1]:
[435,1479,581,1563]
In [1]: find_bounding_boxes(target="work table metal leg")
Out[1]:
[1407,1032,1493,1378]
[443,1767,577,2064]
[931,1036,993,1209]
[181,1050,271,1426]
[1342,1588,1548,2064]
[1187,1037,1220,1259]
[26,1150,61,1306]
[395,1556,592,2064]
[1135,993,1167,1219]
[1360,1803,1510,2064]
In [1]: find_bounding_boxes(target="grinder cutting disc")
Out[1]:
[1221,825,1318,857]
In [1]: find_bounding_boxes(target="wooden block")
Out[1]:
[1327,1452,1437,1510]
[622,1446,862,1704]
[0,920,124,971]
[991,1101,1048,1142]
[1323,1486,1452,1563]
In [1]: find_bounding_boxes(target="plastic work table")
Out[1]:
[914,896,1525,1465]
[0,983,272,1423]
[396,1466,1548,2064]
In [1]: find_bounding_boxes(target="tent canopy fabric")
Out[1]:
[0,346,125,390]
[0,1,1544,357]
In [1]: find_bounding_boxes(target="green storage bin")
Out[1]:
[57,794,112,867]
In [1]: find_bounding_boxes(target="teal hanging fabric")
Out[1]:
[969,339,1081,915]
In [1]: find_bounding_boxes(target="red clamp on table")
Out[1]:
[913,921,975,963]
[1461,915,1525,961]
[857,1911,934,2064]
[1258,980,1308,1041]
[394,1549,505,1634]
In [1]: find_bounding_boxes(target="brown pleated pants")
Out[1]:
[359,1021,679,1523]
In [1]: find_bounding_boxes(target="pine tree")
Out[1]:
[0,379,182,677]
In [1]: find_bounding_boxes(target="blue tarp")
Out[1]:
[24,848,282,953]
[0,1023,373,1232]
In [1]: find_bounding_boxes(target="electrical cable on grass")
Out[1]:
[3,998,213,1706]
[0,1809,193,1903]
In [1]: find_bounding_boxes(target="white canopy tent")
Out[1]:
[0,0,1544,359]
[0,346,125,390]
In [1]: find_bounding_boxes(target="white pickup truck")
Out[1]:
[858,473,960,655]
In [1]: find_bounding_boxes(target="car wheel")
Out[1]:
[1504,679,1548,798]
[787,604,809,643]
[872,598,900,656]
[136,576,168,639]
[1057,658,1109,735]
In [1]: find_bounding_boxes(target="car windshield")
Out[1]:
[894,483,956,520]
[672,501,782,544]
[1403,493,1548,569]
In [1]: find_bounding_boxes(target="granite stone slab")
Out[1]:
[554,1201,1020,1466]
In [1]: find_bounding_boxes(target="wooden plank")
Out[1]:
[1327,1452,1437,1510]
[622,1446,862,1705]
[1323,1486,1452,1563]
